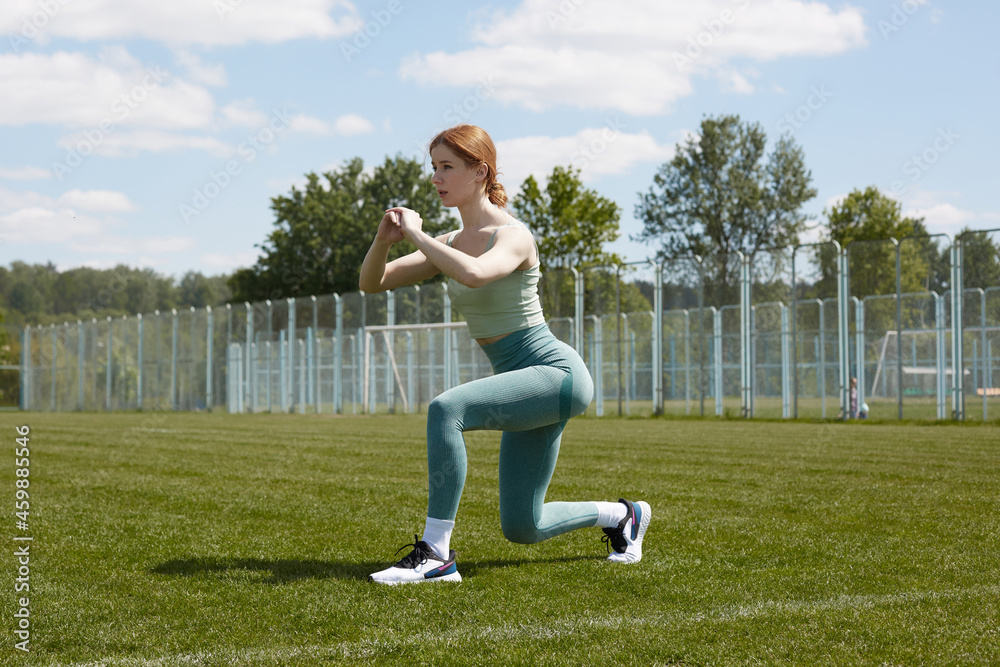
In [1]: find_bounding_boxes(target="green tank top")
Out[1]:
[446,222,545,339]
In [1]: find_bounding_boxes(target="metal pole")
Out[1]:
[51,324,57,411]
[616,266,623,417]
[20,327,30,411]
[77,320,84,411]
[171,309,178,411]
[792,248,798,418]
[894,238,902,420]
[137,314,143,410]
[106,316,113,410]
[653,262,663,415]
[697,256,706,417]
[206,306,213,412]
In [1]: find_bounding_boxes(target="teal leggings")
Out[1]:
[426,324,597,543]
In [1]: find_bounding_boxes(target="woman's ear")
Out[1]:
[476,162,488,182]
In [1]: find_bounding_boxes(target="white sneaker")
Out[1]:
[602,499,651,564]
[369,535,462,585]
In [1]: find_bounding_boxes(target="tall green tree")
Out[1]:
[957,228,1000,290]
[819,186,930,299]
[178,271,232,308]
[511,165,621,271]
[634,114,816,306]
[229,155,453,302]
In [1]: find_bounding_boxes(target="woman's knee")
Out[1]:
[500,511,543,544]
[427,392,462,428]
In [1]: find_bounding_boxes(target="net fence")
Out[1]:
[16,232,999,421]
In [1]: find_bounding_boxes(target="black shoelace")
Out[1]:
[601,524,627,555]
[393,535,433,568]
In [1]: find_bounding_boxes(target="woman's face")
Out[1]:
[430,144,484,208]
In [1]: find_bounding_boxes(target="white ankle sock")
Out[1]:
[421,517,455,558]
[593,501,628,528]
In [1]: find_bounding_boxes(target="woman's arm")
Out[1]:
[358,210,446,293]
[392,208,533,288]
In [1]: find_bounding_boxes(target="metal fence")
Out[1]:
[14,230,1000,420]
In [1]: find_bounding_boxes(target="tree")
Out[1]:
[819,186,930,299]
[634,114,816,306]
[511,166,622,271]
[957,228,1000,290]
[229,155,454,303]
[178,271,232,308]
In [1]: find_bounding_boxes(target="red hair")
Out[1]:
[429,124,507,208]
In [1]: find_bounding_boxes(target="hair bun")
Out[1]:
[488,181,507,208]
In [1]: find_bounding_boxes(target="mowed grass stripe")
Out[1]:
[63,583,1000,667]
[1,413,997,665]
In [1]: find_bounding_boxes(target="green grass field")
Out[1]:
[2,412,999,665]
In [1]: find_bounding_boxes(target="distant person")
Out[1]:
[359,124,650,585]
[859,402,869,419]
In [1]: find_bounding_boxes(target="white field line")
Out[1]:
[66,584,1000,667]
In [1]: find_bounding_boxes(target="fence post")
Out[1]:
[311,296,319,414]
[892,238,902,419]
[934,293,946,420]
[20,328,30,411]
[387,290,395,413]
[137,314,143,410]
[852,296,864,413]
[334,293,343,414]
[77,320,84,411]
[50,324,56,412]
[739,252,751,418]
[443,284,453,391]
[573,268,584,355]
[206,306,213,412]
[170,309,178,411]
[781,303,790,418]
[712,307,722,416]
[950,242,964,419]
[106,316,113,411]
[653,262,663,416]
[616,266,623,417]
[837,244,850,421]
[288,298,296,412]
[244,302,253,414]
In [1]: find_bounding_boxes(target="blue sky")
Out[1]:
[1,0,997,279]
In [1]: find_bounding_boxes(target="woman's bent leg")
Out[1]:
[497,423,598,544]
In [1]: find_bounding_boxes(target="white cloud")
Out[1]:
[0,207,107,243]
[220,100,268,128]
[0,0,364,47]
[905,203,976,233]
[289,115,332,135]
[57,189,137,212]
[496,127,676,188]
[333,114,375,136]
[0,49,215,130]
[175,51,227,87]
[56,129,232,157]
[0,166,52,180]
[399,0,866,115]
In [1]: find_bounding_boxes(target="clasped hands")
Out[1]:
[377,207,423,244]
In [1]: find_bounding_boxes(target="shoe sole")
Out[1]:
[369,571,463,585]
[608,501,650,564]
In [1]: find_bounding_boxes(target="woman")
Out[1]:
[360,124,650,585]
